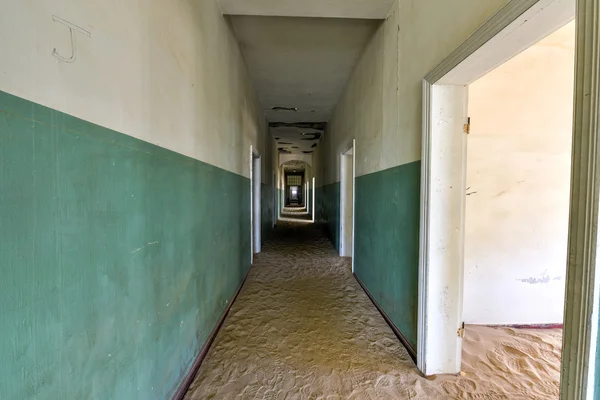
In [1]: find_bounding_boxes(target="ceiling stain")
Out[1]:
[269,122,327,131]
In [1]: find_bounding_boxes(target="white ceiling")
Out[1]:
[218,0,396,19]
[230,16,379,154]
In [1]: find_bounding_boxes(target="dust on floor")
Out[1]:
[184,222,562,400]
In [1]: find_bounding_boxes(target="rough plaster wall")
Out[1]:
[0,0,268,179]
[320,0,509,185]
[463,22,575,325]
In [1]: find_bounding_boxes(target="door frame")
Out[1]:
[418,0,600,397]
[273,170,276,227]
[339,140,356,271]
[312,176,316,223]
[250,147,261,262]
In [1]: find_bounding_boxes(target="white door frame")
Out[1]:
[419,0,600,397]
[306,179,310,213]
[305,179,309,210]
[273,170,276,227]
[279,165,284,220]
[312,176,316,223]
[250,147,261,261]
[339,140,356,270]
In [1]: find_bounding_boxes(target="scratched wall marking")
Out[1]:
[52,15,91,63]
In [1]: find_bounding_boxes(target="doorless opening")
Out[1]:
[312,176,316,223]
[416,4,597,398]
[251,150,262,259]
[340,141,355,266]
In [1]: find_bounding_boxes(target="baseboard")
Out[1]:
[353,273,417,363]
[171,267,252,400]
[484,323,564,330]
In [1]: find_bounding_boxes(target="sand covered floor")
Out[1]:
[184,222,562,399]
[280,206,312,222]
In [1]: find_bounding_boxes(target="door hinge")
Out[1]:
[463,117,471,135]
[457,322,465,338]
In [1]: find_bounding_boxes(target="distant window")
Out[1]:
[287,175,302,186]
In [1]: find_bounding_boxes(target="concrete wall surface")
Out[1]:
[463,21,575,325]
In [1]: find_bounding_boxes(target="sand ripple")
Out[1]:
[185,222,562,399]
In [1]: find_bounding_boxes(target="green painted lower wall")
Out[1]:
[261,183,274,242]
[0,90,251,400]
[316,183,340,250]
[354,162,421,350]
[597,321,600,398]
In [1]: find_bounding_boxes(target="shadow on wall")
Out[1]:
[316,183,341,251]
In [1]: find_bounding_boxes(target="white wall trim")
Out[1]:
[560,1,600,398]
[312,176,316,223]
[424,0,541,83]
[251,147,262,258]
[351,139,356,273]
[417,80,432,372]
[250,147,255,264]
[339,143,355,258]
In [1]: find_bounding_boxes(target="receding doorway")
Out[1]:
[340,140,355,270]
[251,149,262,260]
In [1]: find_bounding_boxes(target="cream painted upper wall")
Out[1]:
[318,0,509,185]
[463,22,574,325]
[0,0,267,179]
[320,15,385,183]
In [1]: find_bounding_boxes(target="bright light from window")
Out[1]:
[292,189,297,195]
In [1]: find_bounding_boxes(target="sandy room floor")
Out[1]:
[184,222,562,399]
[280,206,312,221]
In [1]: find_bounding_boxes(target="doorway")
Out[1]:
[289,186,301,204]
[273,170,277,227]
[312,177,316,223]
[418,1,575,376]
[251,150,261,259]
[340,141,355,266]
[416,2,600,398]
